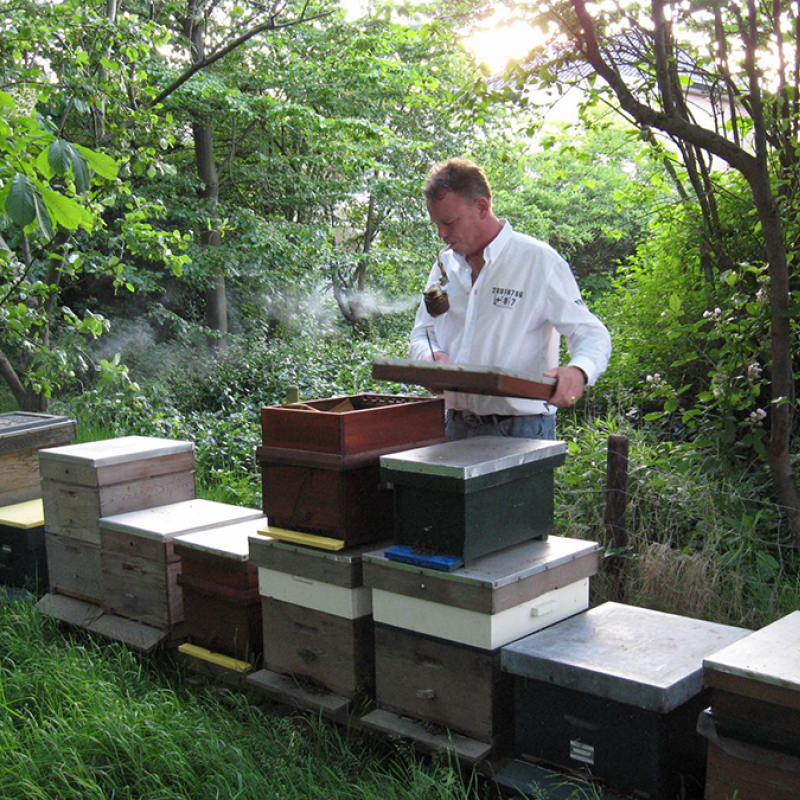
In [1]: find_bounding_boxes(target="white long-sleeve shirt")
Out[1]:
[409,221,611,416]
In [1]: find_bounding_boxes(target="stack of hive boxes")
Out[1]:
[100,499,265,640]
[40,436,196,605]
[248,394,446,708]
[700,611,800,800]
[0,412,75,591]
[361,435,595,758]
[173,517,268,663]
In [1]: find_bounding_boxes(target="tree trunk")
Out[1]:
[186,3,227,343]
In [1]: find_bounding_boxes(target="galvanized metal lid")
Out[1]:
[0,411,71,435]
[364,536,599,590]
[501,602,752,713]
[380,435,566,479]
[39,435,193,466]
[173,517,268,560]
[100,499,264,541]
[703,610,800,692]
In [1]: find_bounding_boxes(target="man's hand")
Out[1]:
[424,351,450,362]
[543,365,586,407]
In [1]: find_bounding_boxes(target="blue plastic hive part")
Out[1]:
[384,545,463,572]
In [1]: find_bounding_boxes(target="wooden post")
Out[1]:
[604,434,629,598]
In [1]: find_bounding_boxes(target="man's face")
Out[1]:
[426,191,488,258]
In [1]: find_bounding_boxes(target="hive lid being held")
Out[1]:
[703,610,800,692]
[501,602,752,713]
[380,436,566,480]
[100,499,263,541]
[39,435,193,466]
[173,517,268,560]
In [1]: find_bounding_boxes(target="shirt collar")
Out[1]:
[447,219,514,281]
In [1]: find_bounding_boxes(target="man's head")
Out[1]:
[424,159,500,259]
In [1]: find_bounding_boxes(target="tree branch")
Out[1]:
[149,10,333,107]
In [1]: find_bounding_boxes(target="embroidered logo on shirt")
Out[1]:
[492,286,523,308]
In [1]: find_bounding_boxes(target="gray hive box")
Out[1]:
[362,536,599,749]
[100,499,263,630]
[0,412,75,506]
[249,536,386,698]
[700,611,800,800]
[502,602,751,800]
[380,436,566,563]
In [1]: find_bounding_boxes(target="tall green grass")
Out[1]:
[0,596,498,800]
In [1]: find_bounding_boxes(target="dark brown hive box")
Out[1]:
[0,499,47,592]
[258,394,445,543]
[0,412,75,506]
[173,517,267,662]
[701,611,800,800]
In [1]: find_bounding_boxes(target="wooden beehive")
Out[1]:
[700,611,800,800]
[362,536,599,749]
[257,394,445,544]
[0,498,47,592]
[173,517,267,662]
[40,436,196,546]
[250,535,382,698]
[0,412,75,506]
[100,500,264,631]
[502,602,752,800]
[380,436,567,564]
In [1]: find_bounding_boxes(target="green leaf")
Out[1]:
[48,140,72,175]
[6,173,39,226]
[39,184,93,231]
[669,294,681,311]
[73,144,118,180]
[664,397,678,413]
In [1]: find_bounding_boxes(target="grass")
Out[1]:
[0,596,498,800]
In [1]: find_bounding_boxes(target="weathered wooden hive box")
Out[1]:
[700,611,800,800]
[0,498,47,591]
[502,602,751,800]
[40,436,196,604]
[257,394,445,545]
[0,412,75,506]
[380,436,566,563]
[173,517,267,662]
[362,536,599,751]
[100,499,264,631]
[250,534,382,698]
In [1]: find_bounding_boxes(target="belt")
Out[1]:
[451,410,517,427]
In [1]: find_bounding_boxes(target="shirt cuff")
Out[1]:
[567,356,598,386]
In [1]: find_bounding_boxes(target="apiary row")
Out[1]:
[1,405,797,800]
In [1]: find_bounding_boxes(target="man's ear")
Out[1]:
[474,196,490,218]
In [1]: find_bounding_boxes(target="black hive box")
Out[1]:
[380,436,566,562]
[502,602,751,800]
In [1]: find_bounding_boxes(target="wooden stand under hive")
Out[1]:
[361,536,599,762]
[257,394,445,546]
[501,602,751,800]
[248,535,386,714]
[39,436,196,604]
[700,611,800,800]
[173,518,267,664]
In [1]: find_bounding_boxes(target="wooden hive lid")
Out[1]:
[39,435,193,467]
[501,602,752,713]
[99,499,263,541]
[173,517,268,560]
[703,611,800,693]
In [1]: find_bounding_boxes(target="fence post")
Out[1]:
[604,434,629,596]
